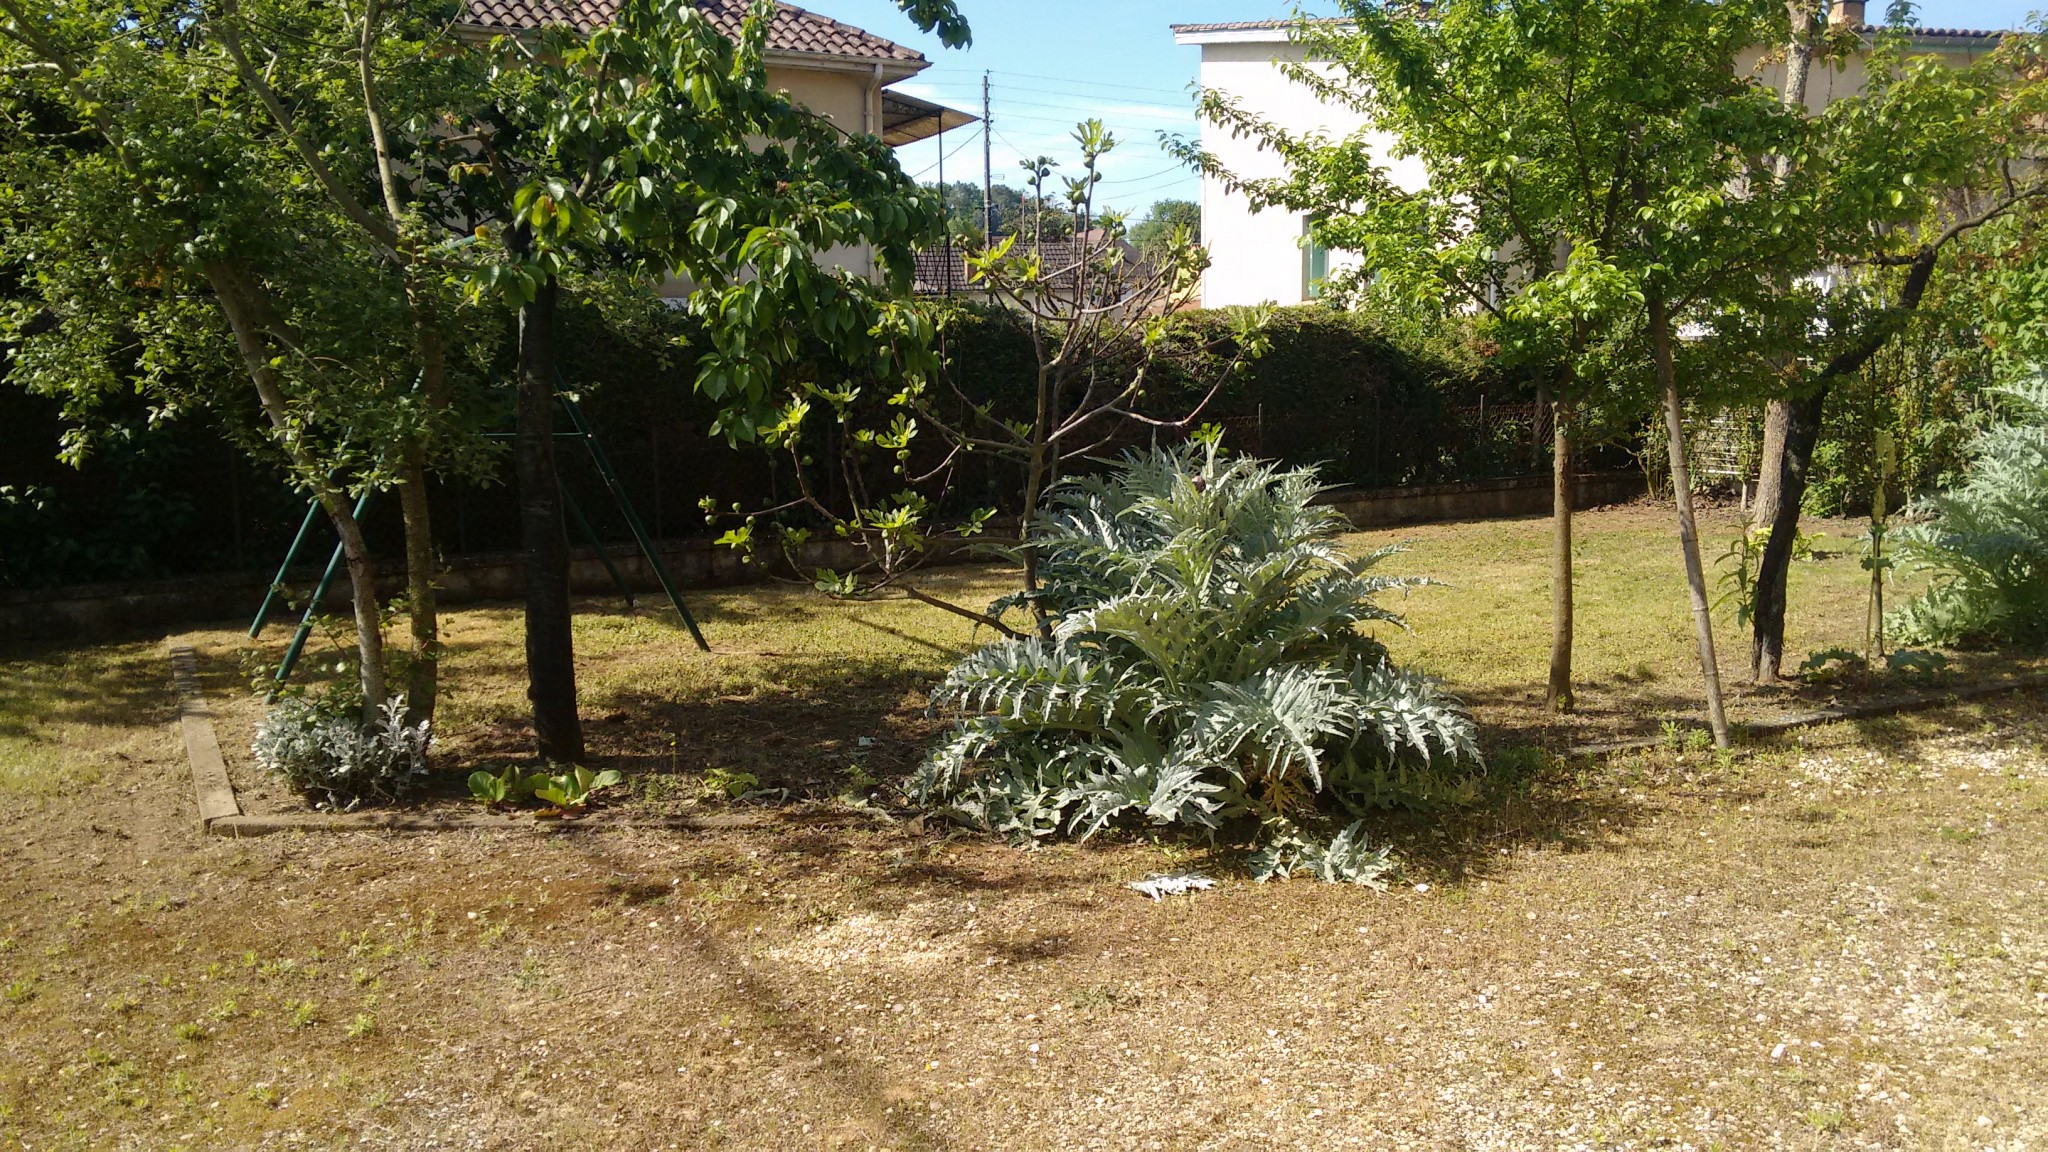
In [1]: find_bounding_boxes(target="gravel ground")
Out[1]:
[2,656,2044,1149]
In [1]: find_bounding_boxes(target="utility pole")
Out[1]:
[982,71,994,240]
[937,109,952,295]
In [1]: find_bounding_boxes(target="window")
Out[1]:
[1302,217,1329,301]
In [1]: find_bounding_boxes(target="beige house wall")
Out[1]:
[659,58,896,299]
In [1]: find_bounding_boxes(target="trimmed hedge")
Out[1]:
[932,302,1537,492]
[1,300,1536,586]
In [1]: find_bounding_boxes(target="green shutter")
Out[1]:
[1302,218,1328,300]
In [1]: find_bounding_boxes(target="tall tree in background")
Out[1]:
[1184,0,1797,741]
[1129,198,1201,255]
[927,179,1021,241]
[0,0,491,726]
[207,0,501,726]
[1739,19,2048,681]
[447,0,967,762]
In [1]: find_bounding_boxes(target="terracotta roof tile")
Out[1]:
[463,0,926,62]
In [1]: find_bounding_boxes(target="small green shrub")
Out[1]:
[252,696,429,810]
[467,766,539,807]
[701,766,761,800]
[1891,377,2048,646]
[911,444,1479,878]
[533,767,623,811]
[469,765,622,813]
[1799,647,1865,681]
[1247,821,1397,888]
[1885,648,1949,677]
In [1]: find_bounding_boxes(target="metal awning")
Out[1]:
[882,89,977,146]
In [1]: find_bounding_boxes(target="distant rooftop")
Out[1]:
[1170,16,2007,41]
[464,0,927,63]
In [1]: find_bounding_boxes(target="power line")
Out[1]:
[989,69,1199,98]
[991,128,1037,159]
[909,129,981,181]
[912,77,1196,115]
[1100,175,1200,202]
[1099,163,1192,186]
[993,90,1196,114]
[987,110,1194,133]
[921,67,1196,100]
[998,97,1196,121]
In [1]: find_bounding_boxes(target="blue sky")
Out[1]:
[806,0,2043,217]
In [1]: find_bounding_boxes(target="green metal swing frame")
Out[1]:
[252,384,707,693]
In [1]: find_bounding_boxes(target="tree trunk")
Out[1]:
[515,274,584,763]
[1750,385,1829,682]
[206,261,386,723]
[1020,442,1050,639]
[400,293,452,726]
[1752,243,1947,681]
[397,441,440,727]
[1650,288,1731,749]
[1751,397,1791,529]
[1547,402,1575,714]
[1752,5,1820,531]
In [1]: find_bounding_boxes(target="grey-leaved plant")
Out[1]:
[911,442,1478,879]
[1890,375,2048,646]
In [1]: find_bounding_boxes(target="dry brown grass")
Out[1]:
[2,505,2045,1149]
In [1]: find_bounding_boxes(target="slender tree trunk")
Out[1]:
[206,262,386,723]
[399,299,451,726]
[1020,442,1050,639]
[1750,3,1820,570]
[1020,362,1054,639]
[396,442,439,726]
[1649,288,1731,749]
[1548,401,1575,713]
[515,273,584,763]
[1751,398,1791,528]
[1750,385,1829,682]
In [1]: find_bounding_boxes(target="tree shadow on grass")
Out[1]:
[0,636,183,739]
[1461,680,1737,749]
[582,658,946,798]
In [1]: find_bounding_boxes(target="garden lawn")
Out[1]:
[1,503,2044,1149]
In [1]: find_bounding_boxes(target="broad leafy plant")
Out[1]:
[910,444,1478,878]
[1891,376,2048,646]
[467,764,623,815]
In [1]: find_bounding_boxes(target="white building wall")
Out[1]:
[1180,25,1994,310]
[1178,31,1429,309]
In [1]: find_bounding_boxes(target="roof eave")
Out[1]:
[763,48,926,79]
[1171,17,2009,46]
[1173,27,1291,45]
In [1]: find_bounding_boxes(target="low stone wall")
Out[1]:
[1321,470,1644,529]
[0,471,1642,642]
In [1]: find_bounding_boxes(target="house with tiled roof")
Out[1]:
[1172,3,2010,308]
[460,1,976,282]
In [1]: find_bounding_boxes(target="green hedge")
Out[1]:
[2,299,1535,586]
[930,302,1532,491]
